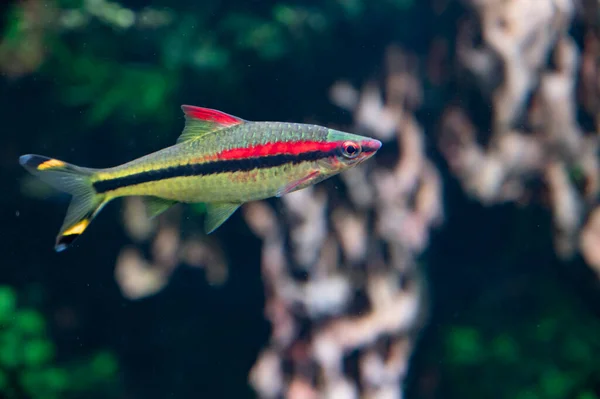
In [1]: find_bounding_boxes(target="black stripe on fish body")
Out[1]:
[93,150,337,194]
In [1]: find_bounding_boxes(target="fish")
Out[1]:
[19,105,382,252]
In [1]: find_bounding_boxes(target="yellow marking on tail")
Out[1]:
[62,219,90,236]
[38,159,66,170]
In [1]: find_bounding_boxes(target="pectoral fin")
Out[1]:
[204,202,241,234]
[144,197,178,219]
[275,170,320,197]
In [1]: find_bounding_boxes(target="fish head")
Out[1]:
[319,129,382,172]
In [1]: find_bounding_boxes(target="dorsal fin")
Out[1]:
[177,105,246,143]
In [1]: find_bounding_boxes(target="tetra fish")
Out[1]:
[20,105,382,251]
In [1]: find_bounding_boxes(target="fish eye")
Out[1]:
[341,141,361,159]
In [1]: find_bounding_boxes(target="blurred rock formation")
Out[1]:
[441,0,600,264]
[116,197,228,300]
[243,0,600,396]
[245,46,443,399]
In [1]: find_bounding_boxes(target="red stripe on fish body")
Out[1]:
[214,140,339,161]
[182,121,333,164]
[176,122,333,165]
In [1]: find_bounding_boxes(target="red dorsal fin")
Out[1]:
[182,105,245,125]
[177,105,246,144]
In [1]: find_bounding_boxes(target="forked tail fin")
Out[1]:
[19,154,108,252]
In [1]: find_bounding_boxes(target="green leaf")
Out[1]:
[491,334,519,363]
[0,286,16,321]
[42,368,68,391]
[23,339,55,367]
[445,326,483,365]
[190,45,230,69]
[540,368,573,398]
[2,6,25,45]
[338,0,365,18]
[562,334,592,363]
[514,389,540,399]
[578,391,599,399]
[535,317,557,342]
[0,370,7,390]
[0,330,21,367]
[21,367,68,398]
[273,5,300,26]
[91,352,118,376]
[15,310,45,335]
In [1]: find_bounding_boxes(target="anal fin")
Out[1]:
[144,197,178,219]
[204,202,241,234]
[276,171,320,197]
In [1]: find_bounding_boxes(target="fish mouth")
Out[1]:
[360,138,382,158]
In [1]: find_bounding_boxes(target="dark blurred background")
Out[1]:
[2,0,600,398]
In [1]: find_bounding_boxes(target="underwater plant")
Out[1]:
[0,285,120,399]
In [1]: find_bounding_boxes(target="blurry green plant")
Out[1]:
[442,280,600,399]
[0,285,120,399]
[1,0,415,133]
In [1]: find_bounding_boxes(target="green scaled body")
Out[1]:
[19,105,382,251]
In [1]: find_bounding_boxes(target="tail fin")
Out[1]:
[19,154,108,252]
